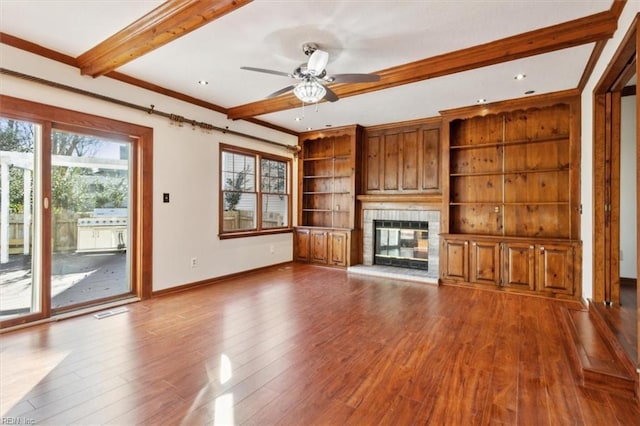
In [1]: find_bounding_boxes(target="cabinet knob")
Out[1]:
[540,246,545,253]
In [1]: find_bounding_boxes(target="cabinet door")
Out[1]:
[469,240,500,286]
[94,229,116,250]
[294,228,311,262]
[536,243,574,295]
[328,231,349,267]
[77,228,96,251]
[310,230,328,264]
[502,242,535,291]
[441,238,468,282]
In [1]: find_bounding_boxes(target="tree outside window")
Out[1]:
[220,145,290,237]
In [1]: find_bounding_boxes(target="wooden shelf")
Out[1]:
[304,155,352,161]
[304,156,333,161]
[443,100,581,299]
[449,134,570,150]
[298,125,361,230]
[450,202,570,206]
[450,167,569,177]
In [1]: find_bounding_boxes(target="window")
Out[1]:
[220,144,290,237]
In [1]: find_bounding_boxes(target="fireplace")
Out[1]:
[352,208,440,282]
[374,220,429,270]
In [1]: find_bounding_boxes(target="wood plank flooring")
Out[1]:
[595,279,638,364]
[1,263,639,425]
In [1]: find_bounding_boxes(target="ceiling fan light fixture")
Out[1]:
[293,79,326,103]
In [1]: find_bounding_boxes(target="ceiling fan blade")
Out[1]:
[328,73,381,83]
[323,86,339,102]
[266,85,296,99]
[307,49,329,75]
[241,66,292,78]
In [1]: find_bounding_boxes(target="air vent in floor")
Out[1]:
[94,307,129,319]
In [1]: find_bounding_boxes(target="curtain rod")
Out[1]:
[0,68,300,153]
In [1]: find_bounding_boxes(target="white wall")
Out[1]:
[0,44,298,292]
[581,3,640,301]
[620,95,637,278]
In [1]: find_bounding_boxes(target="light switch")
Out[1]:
[163,193,170,203]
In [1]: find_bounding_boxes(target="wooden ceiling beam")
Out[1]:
[77,0,252,77]
[227,9,619,120]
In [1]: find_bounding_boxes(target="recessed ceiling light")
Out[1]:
[514,74,526,80]
[325,124,333,128]
[477,98,487,104]
[525,90,535,95]
[198,80,209,86]
[294,117,303,122]
[306,127,313,131]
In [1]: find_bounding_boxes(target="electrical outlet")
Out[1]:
[190,257,197,268]
[269,245,275,254]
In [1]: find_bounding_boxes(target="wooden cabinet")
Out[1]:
[293,227,310,262]
[442,237,468,282]
[469,240,500,287]
[363,120,441,195]
[536,243,576,296]
[295,125,361,268]
[440,94,581,299]
[441,234,580,298]
[294,227,352,267]
[310,229,328,264]
[502,242,535,291]
[328,231,349,267]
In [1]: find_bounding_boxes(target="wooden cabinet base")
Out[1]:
[294,227,355,268]
[441,234,581,299]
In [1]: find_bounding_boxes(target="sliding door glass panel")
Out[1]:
[0,118,42,320]
[50,129,131,310]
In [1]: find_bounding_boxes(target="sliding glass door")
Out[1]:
[0,118,42,320]
[49,128,132,311]
[0,117,134,323]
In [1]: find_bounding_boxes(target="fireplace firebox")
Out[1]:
[374,220,428,270]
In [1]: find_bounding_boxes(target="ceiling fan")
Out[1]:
[241,42,381,104]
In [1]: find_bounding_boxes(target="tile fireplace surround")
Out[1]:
[349,209,440,283]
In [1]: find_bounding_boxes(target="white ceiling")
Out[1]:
[0,0,617,133]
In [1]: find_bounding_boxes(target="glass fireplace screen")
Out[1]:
[374,220,428,270]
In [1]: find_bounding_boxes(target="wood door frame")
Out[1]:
[0,95,153,329]
[592,14,638,364]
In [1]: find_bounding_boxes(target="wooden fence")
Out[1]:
[4,213,77,254]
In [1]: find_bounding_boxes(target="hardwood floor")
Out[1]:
[1,263,639,425]
[614,279,637,363]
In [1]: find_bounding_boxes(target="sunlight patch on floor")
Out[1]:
[0,348,70,416]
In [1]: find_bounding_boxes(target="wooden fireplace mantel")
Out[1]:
[357,194,443,211]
